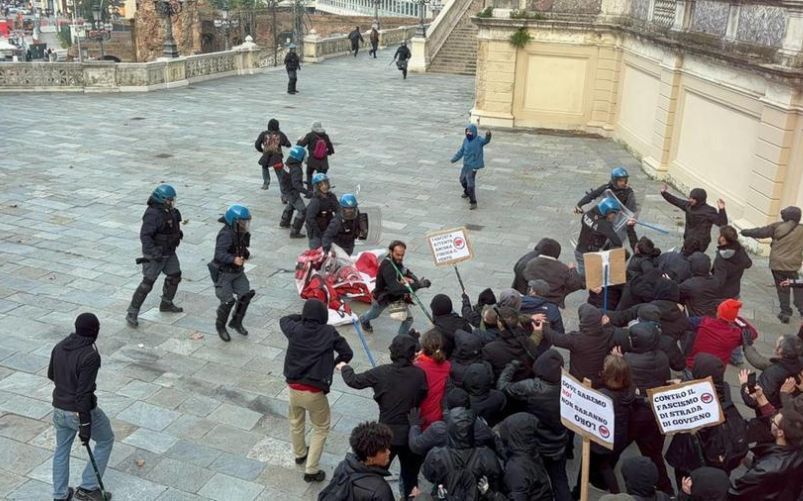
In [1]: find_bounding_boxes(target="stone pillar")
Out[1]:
[671,0,693,31]
[780,0,803,66]
[724,1,740,42]
[409,35,428,72]
[739,91,801,227]
[470,35,517,128]
[589,36,621,131]
[303,30,320,63]
[643,52,682,177]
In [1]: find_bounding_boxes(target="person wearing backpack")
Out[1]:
[254,118,291,191]
[495,413,554,501]
[450,124,491,210]
[280,145,311,239]
[297,122,334,194]
[319,421,395,501]
[368,26,379,58]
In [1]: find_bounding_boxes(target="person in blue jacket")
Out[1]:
[450,124,491,210]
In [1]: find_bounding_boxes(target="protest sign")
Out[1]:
[426,227,474,267]
[583,247,626,291]
[647,377,724,435]
[560,371,615,450]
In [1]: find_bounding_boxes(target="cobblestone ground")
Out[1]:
[0,50,792,500]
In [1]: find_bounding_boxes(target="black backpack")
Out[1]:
[434,449,482,501]
[318,472,372,501]
[699,403,749,471]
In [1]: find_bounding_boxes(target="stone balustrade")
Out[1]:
[0,39,279,92]
[315,0,435,18]
[303,24,423,62]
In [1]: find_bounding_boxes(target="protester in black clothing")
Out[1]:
[521,279,566,333]
[285,44,300,94]
[481,306,541,382]
[660,184,727,252]
[460,287,496,328]
[522,238,583,308]
[497,349,571,501]
[126,184,184,327]
[678,467,729,501]
[408,388,495,456]
[340,334,428,499]
[297,122,335,191]
[756,335,803,409]
[461,362,506,427]
[393,41,411,79]
[280,146,311,239]
[305,173,339,249]
[620,456,672,501]
[617,236,662,310]
[512,237,556,294]
[211,204,254,341]
[430,293,473,358]
[656,237,700,282]
[449,330,490,390]
[712,225,752,299]
[368,26,379,58]
[254,118,291,191]
[679,252,721,317]
[348,26,364,56]
[495,413,553,501]
[319,421,395,501]
[49,313,115,501]
[282,299,353,482]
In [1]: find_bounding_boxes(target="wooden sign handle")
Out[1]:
[580,377,592,501]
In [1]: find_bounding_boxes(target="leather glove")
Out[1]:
[78,413,91,445]
[478,476,490,494]
[408,408,421,427]
[419,278,432,289]
[461,293,471,307]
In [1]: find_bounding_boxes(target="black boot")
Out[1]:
[289,217,306,239]
[216,301,235,342]
[160,301,183,313]
[126,279,153,328]
[160,273,182,312]
[229,290,254,336]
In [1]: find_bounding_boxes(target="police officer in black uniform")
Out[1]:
[126,184,184,328]
[305,173,340,249]
[322,193,369,255]
[280,145,311,239]
[210,204,255,342]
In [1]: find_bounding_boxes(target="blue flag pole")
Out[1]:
[352,318,377,368]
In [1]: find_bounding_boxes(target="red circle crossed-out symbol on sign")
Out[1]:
[701,393,714,404]
[453,237,465,249]
[599,425,610,439]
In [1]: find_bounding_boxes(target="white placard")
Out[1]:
[647,377,724,435]
[559,371,615,450]
[426,227,473,267]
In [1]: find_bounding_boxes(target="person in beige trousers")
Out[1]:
[281,298,353,482]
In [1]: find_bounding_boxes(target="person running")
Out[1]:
[254,118,291,191]
[348,26,364,57]
[368,26,379,58]
[393,41,411,79]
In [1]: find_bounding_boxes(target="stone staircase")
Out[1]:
[427,0,483,75]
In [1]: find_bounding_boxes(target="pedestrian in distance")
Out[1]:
[254,117,291,191]
[348,26,364,57]
[280,145,312,239]
[369,26,379,58]
[285,43,301,94]
[209,204,255,342]
[49,313,115,501]
[393,40,411,79]
[282,298,354,483]
[126,183,184,328]
[450,123,491,210]
[297,122,335,192]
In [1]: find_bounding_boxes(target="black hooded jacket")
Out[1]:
[729,443,803,501]
[140,197,182,258]
[341,335,428,446]
[481,326,539,382]
[661,188,727,252]
[678,467,729,501]
[496,413,553,501]
[48,333,100,420]
[450,330,489,388]
[408,406,495,456]
[522,255,584,308]
[679,252,721,317]
[320,452,394,501]
[254,119,291,168]
[757,355,803,409]
[461,363,506,427]
[281,300,353,393]
[712,242,752,299]
[656,250,693,282]
[431,294,473,359]
[544,303,615,387]
[497,349,567,459]
[623,322,671,395]
[621,456,672,501]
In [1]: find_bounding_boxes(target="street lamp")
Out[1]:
[415,0,429,37]
[371,0,380,30]
[213,9,239,50]
[88,4,112,58]
[155,0,185,58]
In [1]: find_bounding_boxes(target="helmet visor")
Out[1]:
[237,219,251,233]
[342,207,358,220]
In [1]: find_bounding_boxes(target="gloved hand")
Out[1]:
[573,206,584,215]
[461,293,471,307]
[408,408,421,427]
[478,476,489,494]
[419,278,432,289]
[78,413,91,445]
[508,359,522,369]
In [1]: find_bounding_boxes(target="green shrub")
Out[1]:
[509,27,532,47]
[476,6,493,17]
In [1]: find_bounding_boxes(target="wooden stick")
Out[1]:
[580,377,593,501]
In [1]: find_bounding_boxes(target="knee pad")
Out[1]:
[166,272,182,284]
[139,277,156,292]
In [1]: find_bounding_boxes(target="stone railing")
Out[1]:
[315,0,435,18]
[410,0,471,71]
[0,39,278,92]
[302,24,423,62]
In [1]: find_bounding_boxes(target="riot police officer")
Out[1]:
[126,184,184,328]
[280,145,311,239]
[322,193,369,255]
[574,196,636,276]
[210,204,255,342]
[305,173,340,249]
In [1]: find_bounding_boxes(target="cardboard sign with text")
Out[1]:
[647,377,724,435]
[583,247,626,290]
[560,371,615,450]
[426,227,474,267]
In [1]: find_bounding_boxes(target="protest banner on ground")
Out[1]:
[647,377,724,435]
[426,227,474,267]
[559,371,615,450]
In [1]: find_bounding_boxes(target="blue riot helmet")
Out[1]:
[225,204,252,232]
[288,43,297,50]
[597,197,621,217]
[288,145,306,162]
[312,172,330,193]
[340,193,358,220]
[611,167,629,187]
[152,184,176,206]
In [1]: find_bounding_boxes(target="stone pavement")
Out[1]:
[0,50,794,500]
